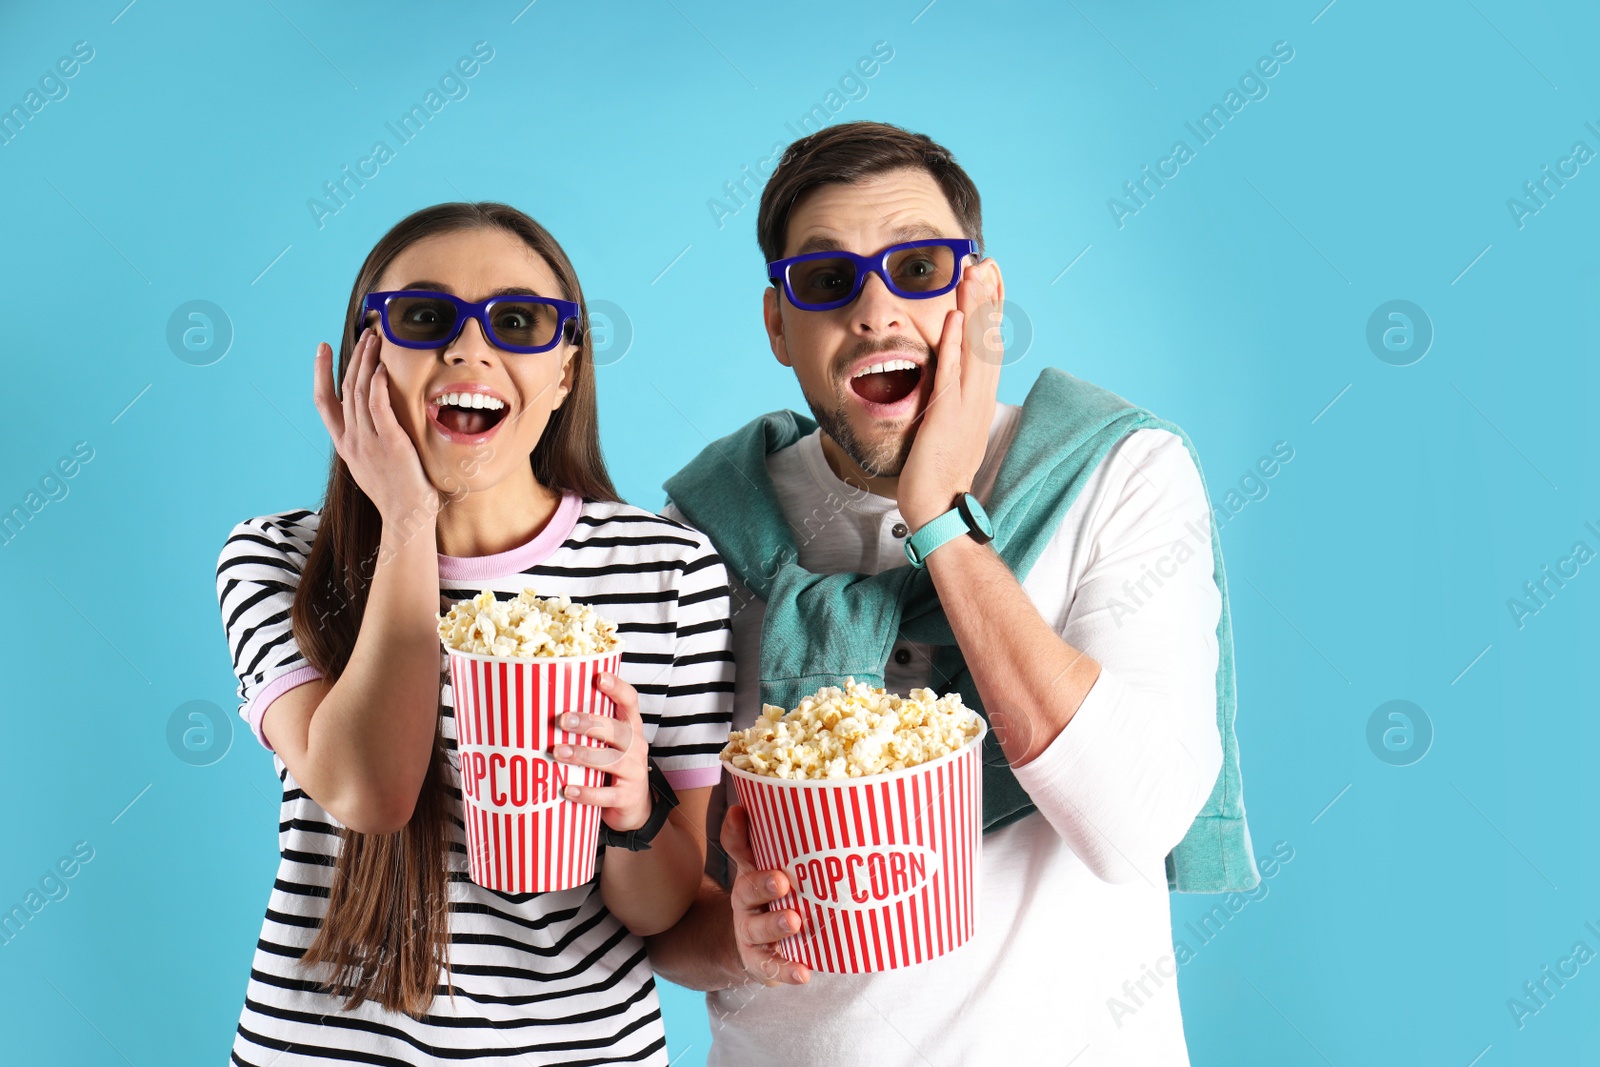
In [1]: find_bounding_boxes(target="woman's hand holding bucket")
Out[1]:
[552,672,652,834]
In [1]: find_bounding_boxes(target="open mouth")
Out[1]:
[849,358,924,407]
[430,391,511,438]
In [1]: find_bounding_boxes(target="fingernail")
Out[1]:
[555,744,572,757]
[562,714,579,728]
[766,876,780,893]
[565,785,580,798]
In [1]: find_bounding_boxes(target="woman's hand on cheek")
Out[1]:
[553,672,653,833]
[312,328,441,526]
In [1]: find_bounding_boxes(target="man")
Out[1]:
[648,121,1256,1065]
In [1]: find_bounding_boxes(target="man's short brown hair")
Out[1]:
[756,121,984,263]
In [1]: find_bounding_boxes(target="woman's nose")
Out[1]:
[444,317,497,364]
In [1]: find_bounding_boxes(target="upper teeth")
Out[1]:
[853,359,918,378]
[434,392,505,410]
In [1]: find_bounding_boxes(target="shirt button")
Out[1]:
[891,522,909,538]
[893,647,912,665]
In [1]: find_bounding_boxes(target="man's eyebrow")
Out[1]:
[398,281,550,299]
[790,223,948,257]
[792,235,846,256]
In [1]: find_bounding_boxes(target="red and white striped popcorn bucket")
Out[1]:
[447,644,623,894]
[724,715,986,973]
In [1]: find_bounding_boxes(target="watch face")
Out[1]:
[960,492,994,540]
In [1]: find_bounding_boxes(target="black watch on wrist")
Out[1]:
[599,760,680,852]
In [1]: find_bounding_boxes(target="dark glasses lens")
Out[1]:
[385,295,460,345]
[885,243,957,294]
[785,257,860,305]
[484,299,561,350]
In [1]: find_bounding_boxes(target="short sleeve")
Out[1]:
[649,525,736,793]
[215,511,325,752]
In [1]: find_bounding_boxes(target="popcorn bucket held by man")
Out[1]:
[722,680,986,974]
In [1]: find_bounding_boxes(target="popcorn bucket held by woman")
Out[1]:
[440,589,624,894]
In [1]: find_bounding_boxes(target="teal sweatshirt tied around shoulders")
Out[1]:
[664,368,1259,893]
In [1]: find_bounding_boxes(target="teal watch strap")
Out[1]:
[903,493,993,568]
[904,508,969,568]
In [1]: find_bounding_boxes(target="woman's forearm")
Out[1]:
[303,516,444,829]
[600,813,706,937]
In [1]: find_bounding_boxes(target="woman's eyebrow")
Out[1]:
[397,281,547,298]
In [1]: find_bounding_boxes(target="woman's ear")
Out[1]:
[553,346,579,408]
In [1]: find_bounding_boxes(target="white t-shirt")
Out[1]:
[663,403,1225,1066]
[216,492,734,1066]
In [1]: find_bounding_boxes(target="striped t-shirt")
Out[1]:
[215,492,734,1066]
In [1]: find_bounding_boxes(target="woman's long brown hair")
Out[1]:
[289,202,620,1017]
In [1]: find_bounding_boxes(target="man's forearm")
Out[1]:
[644,876,746,991]
[923,535,1100,767]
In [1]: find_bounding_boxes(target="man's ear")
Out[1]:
[763,286,792,368]
[980,256,1005,308]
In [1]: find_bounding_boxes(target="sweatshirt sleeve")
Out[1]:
[215,512,324,752]
[1008,429,1225,885]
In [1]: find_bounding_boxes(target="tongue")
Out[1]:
[439,407,493,435]
[852,368,920,406]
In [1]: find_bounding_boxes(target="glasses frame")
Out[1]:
[766,238,979,312]
[361,289,582,354]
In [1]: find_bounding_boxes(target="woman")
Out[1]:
[215,202,732,1065]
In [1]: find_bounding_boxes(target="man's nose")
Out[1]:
[851,269,905,333]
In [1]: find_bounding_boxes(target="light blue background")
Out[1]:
[1,1,1596,1064]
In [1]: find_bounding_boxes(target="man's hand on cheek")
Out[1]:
[897,260,1004,531]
